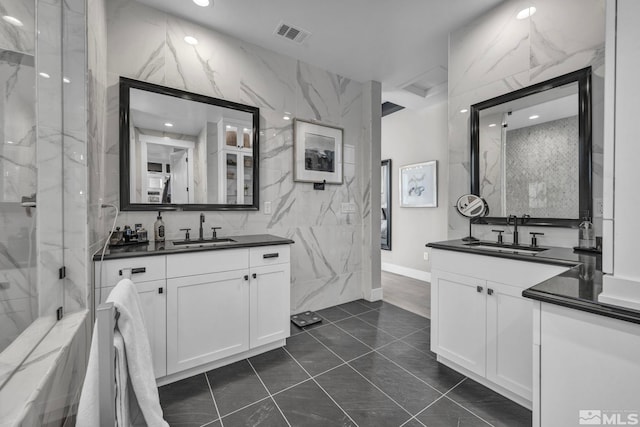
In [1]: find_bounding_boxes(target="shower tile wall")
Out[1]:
[0,0,37,352]
[447,0,605,247]
[505,116,579,218]
[91,0,373,312]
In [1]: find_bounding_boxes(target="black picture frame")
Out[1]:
[119,77,260,211]
[381,159,392,250]
[470,67,592,228]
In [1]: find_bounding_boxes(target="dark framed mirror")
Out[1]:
[381,159,392,250]
[119,77,260,211]
[470,67,592,227]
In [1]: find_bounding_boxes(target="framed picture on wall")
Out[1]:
[381,159,392,250]
[293,119,343,184]
[399,161,437,207]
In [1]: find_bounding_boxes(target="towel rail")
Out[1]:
[97,302,119,426]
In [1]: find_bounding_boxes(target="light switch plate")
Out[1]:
[424,252,429,261]
[594,198,604,217]
[264,201,272,214]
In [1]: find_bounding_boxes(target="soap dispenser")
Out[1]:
[154,212,165,243]
[578,217,595,249]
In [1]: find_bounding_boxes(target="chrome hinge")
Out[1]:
[59,266,66,279]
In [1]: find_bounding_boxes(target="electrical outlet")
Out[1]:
[595,198,604,217]
[98,198,104,219]
[341,202,356,213]
[423,252,429,261]
[264,201,272,215]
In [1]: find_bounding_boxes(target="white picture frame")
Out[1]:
[399,161,438,207]
[293,119,343,184]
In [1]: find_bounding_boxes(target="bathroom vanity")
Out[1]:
[93,234,293,385]
[429,239,640,426]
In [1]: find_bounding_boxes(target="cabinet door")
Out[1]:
[166,270,249,375]
[250,263,290,348]
[136,280,167,378]
[432,270,486,376]
[96,279,167,379]
[485,281,533,400]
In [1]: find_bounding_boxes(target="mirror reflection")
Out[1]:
[471,67,592,227]
[121,78,259,210]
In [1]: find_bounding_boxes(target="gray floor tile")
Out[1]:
[308,323,372,360]
[158,374,218,426]
[206,360,269,417]
[401,328,434,355]
[401,419,427,427]
[378,304,430,328]
[357,310,423,338]
[377,341,465,393]
[202,421,222,427]
[416,397,491,427]
[336,300,373,315]
[274,379,355,426]
[221,399,288,427]
[249,348,310,394]
[316,364,412,427]
[334,316,397,349]
[446,379,532,427]
[355,298,384,309]
[284,331,343,376]
[349,352,442,415]
[316,306,352,322]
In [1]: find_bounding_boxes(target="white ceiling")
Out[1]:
[136,0,506,109]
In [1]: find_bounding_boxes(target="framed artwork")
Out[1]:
[293,118,343,184]
[381,159,392,250]
[399,161,437,207]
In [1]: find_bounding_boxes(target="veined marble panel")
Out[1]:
[295,61,346,125]
[0,0,35,55]
[106,0,165,84]
[292,270,362,314]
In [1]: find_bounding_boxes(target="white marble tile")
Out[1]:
[0,0,35,55]
[295,61,344,125]
[292,270,362,313]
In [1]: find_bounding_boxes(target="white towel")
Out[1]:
[78,279,168,426]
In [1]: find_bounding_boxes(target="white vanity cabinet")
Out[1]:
[94,242,291,384]
[431,249,569,407]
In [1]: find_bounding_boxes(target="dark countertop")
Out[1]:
[93,234,294,261]
[428,239,640,325]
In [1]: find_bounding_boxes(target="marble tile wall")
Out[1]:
[448,0,605,247]
[0,0,35,55]
[92,0,372,312]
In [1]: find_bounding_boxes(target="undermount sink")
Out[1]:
[463,241,547,256]
[172,238,236,248]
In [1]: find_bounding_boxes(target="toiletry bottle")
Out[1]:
[578,217,595,248]
[154,212,165,243]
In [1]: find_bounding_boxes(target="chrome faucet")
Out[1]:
[199,213,205,240]
[508,215,519,245]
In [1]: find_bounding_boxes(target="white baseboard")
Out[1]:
[366,287,383,302]
[381,263,431,283]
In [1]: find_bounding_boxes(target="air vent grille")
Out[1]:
[274,22,310,44]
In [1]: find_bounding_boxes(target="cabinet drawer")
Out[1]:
[250,245,290,267]
[96,255,166,287]
[167,248,249,278]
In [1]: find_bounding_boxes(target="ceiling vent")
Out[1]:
[274,22,311,44]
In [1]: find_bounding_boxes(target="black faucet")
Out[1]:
[199,213,205,240]
[508,215,519,245]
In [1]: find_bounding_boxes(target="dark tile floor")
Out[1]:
[158,299,532,427]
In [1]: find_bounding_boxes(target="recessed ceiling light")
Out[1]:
[460,108,468,113]
[2,16,23,26]
[39,72,50,78]
[184,36,198,45]
[529,115,539,120]
[517,7,536,20]
[488,123,497,127]
[193,0,210,6]
[164,122,174,127]
[63,77,70,83]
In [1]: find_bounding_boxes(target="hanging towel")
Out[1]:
[78,279,168,426]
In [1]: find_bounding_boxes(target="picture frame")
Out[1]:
[381,159,392,250]
[399,161,437,207]
[293,118,343,184]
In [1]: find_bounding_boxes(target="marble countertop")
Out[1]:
[428,239,640,325]
[93,234,294,261]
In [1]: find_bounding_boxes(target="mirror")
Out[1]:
[470,67,592,227]
[381,159,391,250]
[119,77,260,211]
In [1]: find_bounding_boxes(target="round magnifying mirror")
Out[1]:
[456,194,489,218]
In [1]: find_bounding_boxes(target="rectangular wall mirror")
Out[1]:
[119,77,260,211]
[381,159,392,250]
[470,67,592,227]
